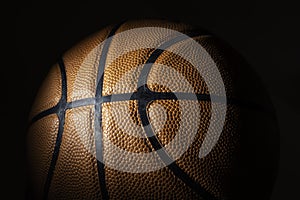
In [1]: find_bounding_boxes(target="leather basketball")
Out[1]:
[26,19,279,200]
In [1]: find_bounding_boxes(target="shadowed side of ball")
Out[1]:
[26,19,279,200]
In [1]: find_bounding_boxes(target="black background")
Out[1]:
[14,0,299,199]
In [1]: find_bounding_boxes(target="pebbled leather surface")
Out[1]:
[27,19,277,200]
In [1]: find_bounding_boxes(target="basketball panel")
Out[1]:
[48,106,101,200]
[26,114,59,200]
[63,25,113,102]
[115,19,193,35]
[29,64,61,120]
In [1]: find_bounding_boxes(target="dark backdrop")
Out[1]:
[15,0,299,199]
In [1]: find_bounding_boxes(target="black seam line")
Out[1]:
[30,105,59,125]
[30,91,271,126]
[66,97,96,109]
[101,92,270,114]
[137,30,201,89]
[137,99,218,200]
[94,21,124,200]
[29,97,96,125]
[139,29,205,87]
[43,57,68,200]
[136,30,218,199]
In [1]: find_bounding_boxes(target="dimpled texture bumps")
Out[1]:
[26,19,276,200]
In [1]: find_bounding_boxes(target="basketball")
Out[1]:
[26,19,279,200]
